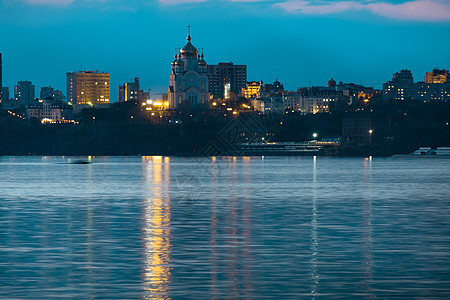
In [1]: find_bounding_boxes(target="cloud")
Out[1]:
[226,0,275,2]
[275,0,450,21]
[11,0,450,22]
[157,0,208,4]
[20,0,74,4]
[368,0,450,21]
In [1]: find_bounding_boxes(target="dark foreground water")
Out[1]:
[1,156,450,299]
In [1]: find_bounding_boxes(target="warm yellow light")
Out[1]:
[146,107,152,111]
[232,111,237,115]
[163,102,169,106]
[226,108,232,111]
[151,112,155,116]
[141,102,146,106]
[212,102,217,106]
[41,118,53,124]
[369,130,373,134]
[153,101,162,106]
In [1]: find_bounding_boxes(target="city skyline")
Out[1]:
[1,0,449,101]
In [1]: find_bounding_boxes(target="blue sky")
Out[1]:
[1,0,449,101]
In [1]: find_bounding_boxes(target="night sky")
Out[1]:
[1,0,449,101]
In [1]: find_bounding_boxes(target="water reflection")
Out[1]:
[363,157,374,299]
[141,156,172,299]
[311,156,319,298]
[2,156,450,299]
[209,157,219,298]
[209,157,253,299]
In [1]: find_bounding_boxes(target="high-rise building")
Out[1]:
[392,69,414,84]
[14,80,35,107]
[168,28,210,109]
[425,68,448,84]
[118,77,142,102]
[2,87,9,101]
[40,86,64,102]
[66,71,110,105]
[207,62,246,100]
[383,69,450,102]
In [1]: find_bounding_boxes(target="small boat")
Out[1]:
[410,147,450,156]
[71,160,93,164]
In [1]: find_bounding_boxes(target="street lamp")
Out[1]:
[313,133,318,139]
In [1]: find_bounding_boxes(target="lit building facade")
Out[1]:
[425,68,448,84]
[67,71,110,105]
[382,69,415,101]
[282,87,350,114]
[242,81,263,99]
[251,96,284,114]
[207,62,246,100]
[383,69,450,102]
[14,80,35,107]
[27,99,73,122]
[118,77,142,102]
[168,29,209,109]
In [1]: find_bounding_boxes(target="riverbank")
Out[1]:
[1,100,449,157]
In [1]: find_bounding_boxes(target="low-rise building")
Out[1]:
[342,117,372,144]
[261,79,284,96]
[282,87,350,114]
[251,96,284,114]
[27,99,73,123]
[242,81,263,99]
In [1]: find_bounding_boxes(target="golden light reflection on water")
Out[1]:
[141,156,172,300]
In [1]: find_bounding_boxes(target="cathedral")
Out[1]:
[168,28,210,109]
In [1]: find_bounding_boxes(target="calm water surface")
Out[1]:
[1,156,450,299]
